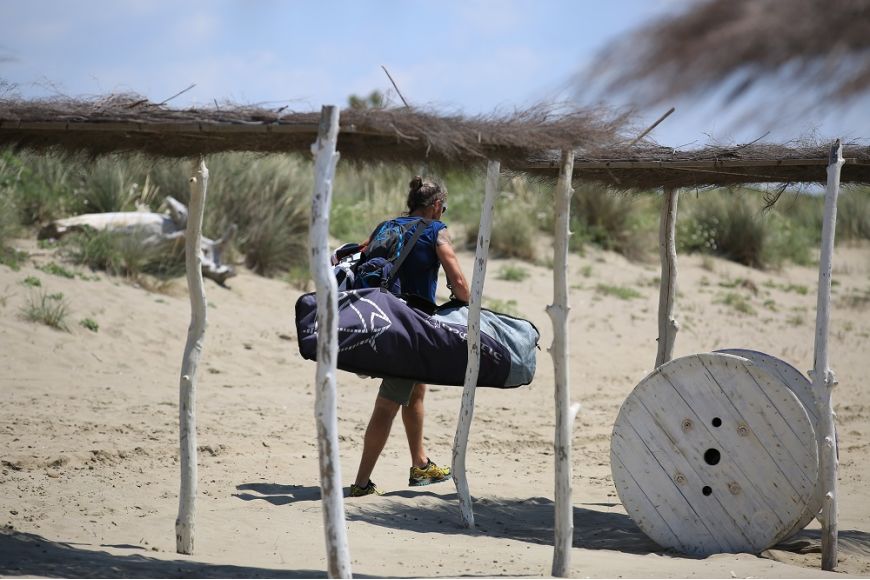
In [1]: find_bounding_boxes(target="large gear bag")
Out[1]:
[294,288,539,388]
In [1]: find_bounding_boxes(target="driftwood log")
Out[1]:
[38,196,236,284]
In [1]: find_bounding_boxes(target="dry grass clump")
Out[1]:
[21,290,70,331]
[204,153,310,277]
[62,229,184,280]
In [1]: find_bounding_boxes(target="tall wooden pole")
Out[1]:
[176,156,208,554]
[548,149,581,577]
[452,159,500,529]
[309,105,351,579]
[814,140,844,571]
[309,106,350,578]
[655,186,680,368]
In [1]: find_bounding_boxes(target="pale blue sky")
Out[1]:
[2,0,868,147]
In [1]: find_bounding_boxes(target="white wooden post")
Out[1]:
[548,149,581,577]
[813,139,844,571]
[452,159,500,529]
[176,156,208,555]
[655,186,680,368]
[309,105,351,579]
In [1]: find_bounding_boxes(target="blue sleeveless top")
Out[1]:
[390,216,446,303]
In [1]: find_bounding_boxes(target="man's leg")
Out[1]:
[402,383,428,468]
[353,395,401,487]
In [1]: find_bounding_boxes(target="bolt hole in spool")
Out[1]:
[702,486,713,496]
[711,417,722,427]
[703,448,721,465]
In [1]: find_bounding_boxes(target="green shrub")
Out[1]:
[761,212,815,267]
[678,190,817,269]
[331,164,407,242]
[79,317,99,332]
[71,156,140,214]
[465,200,538,261]
[497,264,529,282]
[716,292,756,315]
[21,290,70,331]
[570,187,655,261]
[2,151,74,225]
[22,276,41,287]
[595,283,642,300]
[836,188,870,241]
[0,180,27,269]
[284,263,313,291]
[62,229,184,279]
[205,154,310,277]
[0,246,27,270]
[37,261,76,279]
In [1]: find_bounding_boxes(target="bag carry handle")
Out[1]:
[381,218,431,292]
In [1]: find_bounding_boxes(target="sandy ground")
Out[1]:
[1,237,869,578]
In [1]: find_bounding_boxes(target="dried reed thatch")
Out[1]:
[527,141,870,189]
[591,0,870,105]
[2,94,867,189]
[0,94,627,170]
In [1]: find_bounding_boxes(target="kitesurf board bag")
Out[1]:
[294,288,539,388]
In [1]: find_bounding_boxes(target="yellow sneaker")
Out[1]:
[350,480,383,497]
[409,459,451,487]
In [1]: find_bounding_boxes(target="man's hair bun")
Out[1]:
[409,176,424,191]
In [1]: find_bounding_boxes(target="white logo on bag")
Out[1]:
[307,291,392,352]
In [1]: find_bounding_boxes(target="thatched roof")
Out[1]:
[591,0,870,105]
[531,142,870,189]
[0,94,626,170]
[1,94,868,189]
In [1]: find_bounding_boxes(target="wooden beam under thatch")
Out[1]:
[589,0,870,106]
[525,143,870,189]
[0,94,627,171]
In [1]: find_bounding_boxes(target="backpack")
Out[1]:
[352,218,431,294]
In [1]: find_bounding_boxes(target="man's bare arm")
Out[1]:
[435,228,470,302]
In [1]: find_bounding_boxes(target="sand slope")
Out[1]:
[1,238,869,578]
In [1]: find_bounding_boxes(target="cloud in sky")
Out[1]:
[1,0,867,146]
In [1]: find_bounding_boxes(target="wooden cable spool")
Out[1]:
[716,348,823,539]
[611,352,819,555]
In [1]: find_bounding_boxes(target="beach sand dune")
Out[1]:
[2,239,868,577]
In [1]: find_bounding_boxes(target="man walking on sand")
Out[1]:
[350,176,470,497]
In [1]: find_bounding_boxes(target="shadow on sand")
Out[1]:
[0,527,324,578]
[774,528,870,557]
[0,527,395,579]
[232,482,870,564]
[234,482,662,554]
[345,492,665,554]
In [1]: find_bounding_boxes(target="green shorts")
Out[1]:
[378,377,418,406]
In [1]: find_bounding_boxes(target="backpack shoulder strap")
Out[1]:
[381,218,431,292]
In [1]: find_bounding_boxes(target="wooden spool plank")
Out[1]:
[662,355,818,500]
[611,428,727,554]
[611,353,819,555]
[715,349,823,537]
[615,396,758,551]
[629,382,791,540]
[716,349,818,424]
[610,451,688,550]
